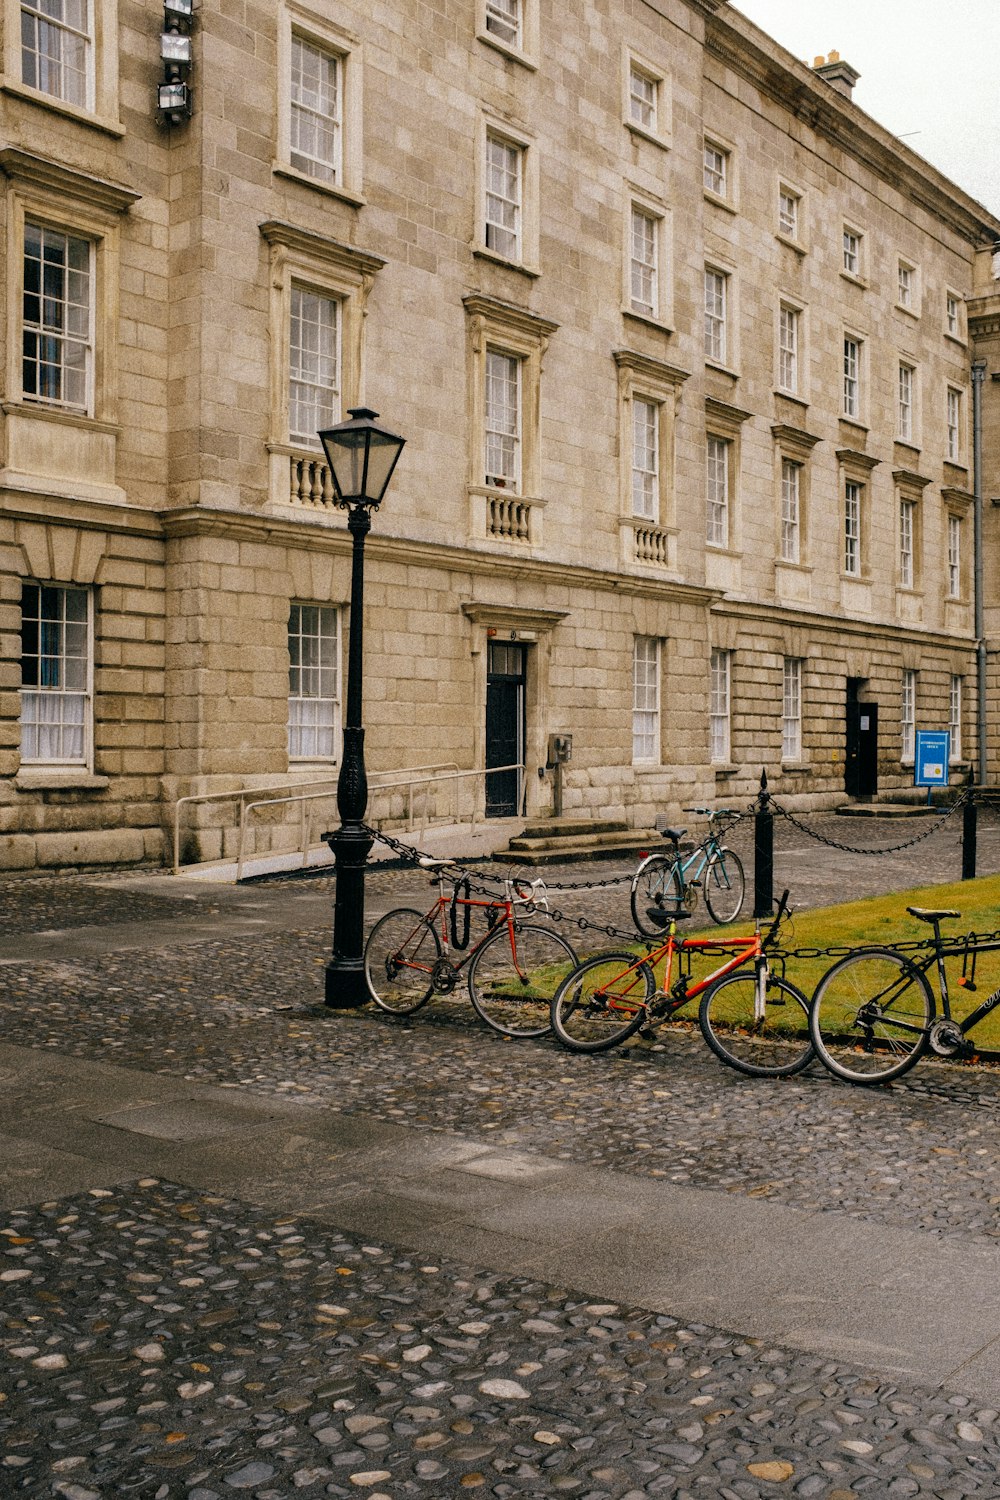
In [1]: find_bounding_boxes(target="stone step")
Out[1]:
[495,827,661,866]
[517,817,631,839]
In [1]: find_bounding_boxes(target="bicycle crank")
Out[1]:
[430,957,460,994]
[928,1019,970,1058]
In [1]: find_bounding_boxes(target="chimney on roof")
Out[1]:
[813,50,860,100]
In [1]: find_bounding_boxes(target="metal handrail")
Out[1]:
[230,762,526,881]
[173,762,509,876]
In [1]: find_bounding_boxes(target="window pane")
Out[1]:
[21,0,91,107]
[288,604,339,760]
[485,134,521,260]
[290,35,341,182]
[485,349,520,487]
[20,582,90,764]
[289,286,339,442]
[22,223,92,411]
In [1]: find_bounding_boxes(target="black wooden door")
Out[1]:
[486,642,525,817]
[845,701,879,798]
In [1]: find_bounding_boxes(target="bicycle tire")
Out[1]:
[703,848,746,926]
[630,855,685,937]
[550,950,655,1053]
[468,922,578,1038]
[364,908,441,1015]
[698,970,814,1078]
[809,947,934,1084]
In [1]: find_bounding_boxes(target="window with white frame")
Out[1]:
[706,435,729,547]
[782,657,802,762]
[843,335,862,420]
[631,397,658,520]
[288,603,339,761]
[704,267,727,363]
[710,647,731,764]
[20,0,91,107]
[946,291,962,340]
[20,582,90,765]
[950,675,962,760]
[844,479,862,575]
[485,348,521,490]
[632,636,660,764]
[289,33,342,184]
[946,386,962,462]
[899,498,915,588]
[22,221,93,413]
[897,259,915,311]
[780,459,800,564]
[703,139,728,198]
[947,513,961,599]
[630,206,658,319]
[778,304,798,394]
[288,284,339,444]
[898,362,914,443]
[842,227,862,278]
[628,62,656,131]
[485,0,520,47]
[484,131,522,262]
[901,669,916,761]
[778,186,799,239]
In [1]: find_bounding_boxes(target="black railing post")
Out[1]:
[962,791,978,882]
[753,767,774,918]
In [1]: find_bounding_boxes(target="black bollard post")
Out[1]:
[753,767,774,919]
[962,793,978,882]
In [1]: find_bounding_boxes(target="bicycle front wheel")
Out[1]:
[630,855,684,937]
[698,970,814,1078]
[550,951,655,1053]
[703,848,745,925]
[809,947,934,1084]
[468,922,578,1038]
[364,908,441,1015]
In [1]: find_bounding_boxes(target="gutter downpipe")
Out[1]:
[973,358,987,786]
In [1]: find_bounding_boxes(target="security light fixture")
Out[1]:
[158,79,191,121]
[163,0,193,16]
[161,31,192,64]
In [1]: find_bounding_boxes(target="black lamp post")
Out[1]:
[319,407,406,1007]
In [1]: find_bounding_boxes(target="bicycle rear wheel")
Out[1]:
[703,848,745,925]
[630,856,684,937]
[364,908,441,1015]
[809,947,934,1084]
[698,970,814,1078]
[468,922,577,1038]
[550,951,655,1053]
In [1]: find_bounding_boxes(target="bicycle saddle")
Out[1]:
[659,827,686,843]
[907,906,960,923]
[645,907,692,929]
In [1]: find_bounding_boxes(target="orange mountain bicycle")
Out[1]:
[550,890,814,1077]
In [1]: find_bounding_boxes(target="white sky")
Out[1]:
[730,0,1000,220]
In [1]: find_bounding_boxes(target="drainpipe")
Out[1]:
[972,359,987,785]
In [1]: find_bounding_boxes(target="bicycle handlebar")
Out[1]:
[682,806,738,821]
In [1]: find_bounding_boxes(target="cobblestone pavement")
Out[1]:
[5,810,1000,1498]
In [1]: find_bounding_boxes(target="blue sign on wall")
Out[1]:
[914,730,950,787]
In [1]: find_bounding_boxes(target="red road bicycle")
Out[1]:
[550,890,814,1077]
[364,859,577,1038]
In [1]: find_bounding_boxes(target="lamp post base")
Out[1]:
[324,819,374,1009]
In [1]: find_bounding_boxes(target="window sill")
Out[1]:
[15,770,109,793]
[774,388,809,410]
[713,762,739,776]
[475,29,538,70]
[775,559,812,574]
[473,247,541,278]
[838,416,870,437]
[704,359,739,380]
[775,231,806,256]
[840,271,868,290]
[0,82,124,137]
[3,401,118,436]
[944,332,968,350]
[623,307,674,336]
[704,190,737,216]
[272,163,365,207]
[781,762,810,774]
[894,303,920,321]
[625,121,671,152]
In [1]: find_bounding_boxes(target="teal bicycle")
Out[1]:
[630,807,745,935]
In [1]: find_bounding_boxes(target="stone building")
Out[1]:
[1,0,999,872]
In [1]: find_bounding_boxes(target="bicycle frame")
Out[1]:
[411,870,542,983]
[905,928,1000,1041]
[600,892,790,1025]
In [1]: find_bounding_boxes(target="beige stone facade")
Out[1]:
[2,0,1000,871]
